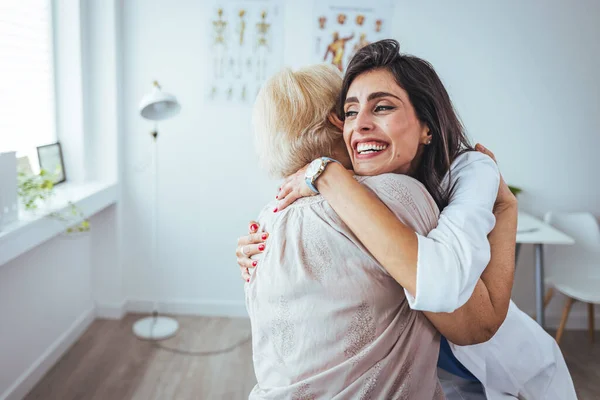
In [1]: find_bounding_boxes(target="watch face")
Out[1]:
[306,158,324,178]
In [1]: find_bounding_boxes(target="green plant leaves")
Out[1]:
[17,170,90,234]
[508,185,522,196]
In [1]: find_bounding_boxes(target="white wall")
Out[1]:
[121,0,276,314]
[120,0,600,322]
[0,234,95,399]
[80,0,120,184]
[52,0,86,183]
[0,206,119,400]
[80,0,124,317]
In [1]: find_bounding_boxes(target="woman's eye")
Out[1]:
[374,105,394,112]
[344,110,358,118]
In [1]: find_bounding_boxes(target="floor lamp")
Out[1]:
[132,81,181,340]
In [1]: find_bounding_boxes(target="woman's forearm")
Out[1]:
[479,200,518,322]
[425,202,518,345]
[317,164,506,345]
[424,280,496,345]
[316,163,419,295]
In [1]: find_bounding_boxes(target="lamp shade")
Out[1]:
[139,83,181,121]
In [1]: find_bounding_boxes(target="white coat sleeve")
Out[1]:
[405,152,500,312]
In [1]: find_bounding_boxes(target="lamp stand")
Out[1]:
[132,129,179,340]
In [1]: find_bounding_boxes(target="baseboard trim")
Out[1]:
[0,307,96,400]
[95,301,127,320]
[125,298,249,318]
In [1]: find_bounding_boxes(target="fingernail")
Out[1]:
[273,207,278,213]
[252,260,258,267]
[250,223,258,231]
[246,279,250,283]
[278,187,281,191]
[261,233,268,240]
[276,195,278,199]
[258,244,265,251]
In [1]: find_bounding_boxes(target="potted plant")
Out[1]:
[508,185,522,197]
[17,169,90,234]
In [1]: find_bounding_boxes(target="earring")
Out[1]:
[426,138,432,145]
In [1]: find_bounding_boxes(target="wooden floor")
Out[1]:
[24,315,256,400]
[24,315,599,400]
[547,329,600,400]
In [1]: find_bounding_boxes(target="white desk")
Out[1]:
[516,211,575,327]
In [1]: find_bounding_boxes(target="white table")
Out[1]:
[516,211,575,327]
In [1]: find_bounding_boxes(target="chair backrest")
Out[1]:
[543,212,600,278]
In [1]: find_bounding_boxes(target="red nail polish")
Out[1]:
[252,260,258,267]
[246,279,250,283]
[261,234,268,240]
[273,207,278,213]
[278,187,281,191]
[250,223,258,231]
[276,195,278,199]
[258,244,265,251]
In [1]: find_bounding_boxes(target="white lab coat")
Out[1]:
[397,152,577,400]
[451,301,576,400]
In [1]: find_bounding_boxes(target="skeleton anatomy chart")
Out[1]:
[208,1,283,104]
[313,0,393,73]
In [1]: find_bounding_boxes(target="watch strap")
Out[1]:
[305,157,341,194]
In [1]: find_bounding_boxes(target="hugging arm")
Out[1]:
[237,146,515,342]
[361,169,515,345]
[278,152,500,313]
[424,202,516,345]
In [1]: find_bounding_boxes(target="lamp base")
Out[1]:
[132,316,179,340]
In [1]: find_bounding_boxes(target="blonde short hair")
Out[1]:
[253,64,343,178]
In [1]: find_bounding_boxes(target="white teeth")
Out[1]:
[357,142,388,154]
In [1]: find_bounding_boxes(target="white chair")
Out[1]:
[543,212,600,344]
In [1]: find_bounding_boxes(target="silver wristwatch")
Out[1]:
[304,157,341,194]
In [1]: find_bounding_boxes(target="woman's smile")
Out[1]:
[354,140,390,159]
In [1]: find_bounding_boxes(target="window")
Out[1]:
[0,0,56,171]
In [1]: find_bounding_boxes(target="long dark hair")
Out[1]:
[338,39,473,210]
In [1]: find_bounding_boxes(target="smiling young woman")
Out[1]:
[342,70,431,177]
[236,40,576,399]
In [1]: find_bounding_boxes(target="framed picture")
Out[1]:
[37,142,66,184]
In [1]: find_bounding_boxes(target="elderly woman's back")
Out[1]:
[245,174,444,399]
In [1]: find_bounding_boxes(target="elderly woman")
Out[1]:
[240,40,576,399]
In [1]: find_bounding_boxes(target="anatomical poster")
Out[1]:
[208,1,284,104]
[313,0,393,73]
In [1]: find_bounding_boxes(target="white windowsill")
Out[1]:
[0,181,118,266]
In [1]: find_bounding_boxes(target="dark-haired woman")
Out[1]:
[238,40,576,399]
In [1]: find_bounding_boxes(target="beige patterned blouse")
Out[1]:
[245,174,445,399]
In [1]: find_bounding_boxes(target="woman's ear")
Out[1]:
[420,125,432,145]
[327,112,344,131]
